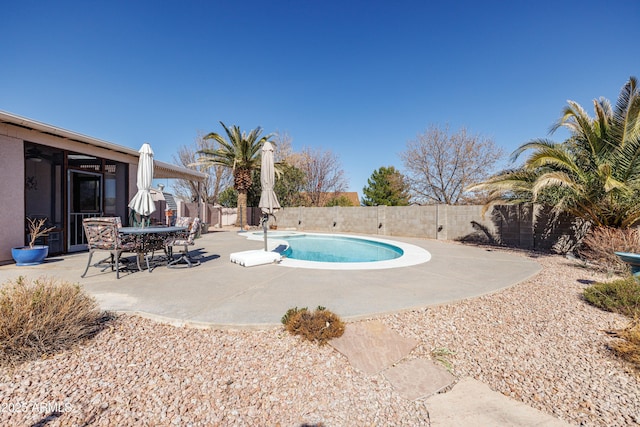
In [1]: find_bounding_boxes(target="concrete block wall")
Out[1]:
[273,207,297,230]
[438,204,498,242]
[337,206,378,234]
[491,204,535,248]
[276,205,488,240]
[385,205,437,238]
[272,204,584,252]
[532,205,589,252]
[301,207,333,231]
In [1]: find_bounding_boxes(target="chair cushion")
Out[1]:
[170,238,193,246]
[175,217,191,228]
[83,217,135,252]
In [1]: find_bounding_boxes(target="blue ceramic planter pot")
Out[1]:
[11,246,49,266]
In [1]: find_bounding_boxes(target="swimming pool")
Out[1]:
[282,234,403,262]
[246,231,431,270]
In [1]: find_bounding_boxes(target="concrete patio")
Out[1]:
[0,230,576,426]
[0,229,541,329]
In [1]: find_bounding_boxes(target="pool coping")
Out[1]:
[245,231,432,270]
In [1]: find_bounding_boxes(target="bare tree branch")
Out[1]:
[289,147,348,206]
[273,130,294,163]
[400,125,504,204]
[171,131,232,203]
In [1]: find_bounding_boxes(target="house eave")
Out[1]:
[0,110,206,182]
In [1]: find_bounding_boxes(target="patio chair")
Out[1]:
[174,216,192,228]
[81,217,139,279]
[166,217,201,268]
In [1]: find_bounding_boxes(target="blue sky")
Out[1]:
[2,0,639,193]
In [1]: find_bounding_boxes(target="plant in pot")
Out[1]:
[269,214,278,230]
[11,218,56,266]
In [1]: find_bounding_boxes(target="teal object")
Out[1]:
[129,210,151,227]
[614,252,640,279]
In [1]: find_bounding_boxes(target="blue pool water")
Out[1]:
[282,235,403,263]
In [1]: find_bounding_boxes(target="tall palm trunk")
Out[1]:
[200,122,274,228]
[237,191,248,228]
[235,167,253,228]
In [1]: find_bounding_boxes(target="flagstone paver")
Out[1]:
[425,377,572,426]
[330,320,417,376]
[383,358,455,400]
[330,322,571,425]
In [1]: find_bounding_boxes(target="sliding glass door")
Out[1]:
[67,170,103,251]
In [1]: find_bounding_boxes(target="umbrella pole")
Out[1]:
[263,213,269,251]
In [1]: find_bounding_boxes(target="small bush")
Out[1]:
[281,306,345,345]
[608,320,640,372]
[583,277,640,317]
[281,306,307,325]
[577,226,640,273]
[0,276,111,367]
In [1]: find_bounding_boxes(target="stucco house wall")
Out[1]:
[0,112,206,264]
[0,134,26,262]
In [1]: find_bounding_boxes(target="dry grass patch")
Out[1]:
[608,320,640,373]
[0,276,112,367]
[584,276,640,374]
[281,306,345,345]
[577,226,640,274]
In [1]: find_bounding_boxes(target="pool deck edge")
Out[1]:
[0,230,542,330]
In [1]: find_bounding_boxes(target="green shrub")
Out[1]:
[0,276,111,367]
[583,277,640,317]
[281,306,345,345]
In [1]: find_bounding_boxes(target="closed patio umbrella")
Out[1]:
[128,143,156,226]
[258,140,280,251]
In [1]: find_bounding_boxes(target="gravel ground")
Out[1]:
[0,249,638,426]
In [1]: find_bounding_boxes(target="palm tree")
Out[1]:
[197,122,274,227]
[469,77,640,228]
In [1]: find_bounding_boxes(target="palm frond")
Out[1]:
[612,77,640,148]
[458,77,640,228]
[592,97,615,152]
[551,101,599,154]
[467,168,535,191]
[601,174,627,193]
[522,143,582,175]
[509,138,556,163]
[621,207,640,228]
[531,171,580,198]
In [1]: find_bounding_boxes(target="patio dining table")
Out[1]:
[119,226,187,272]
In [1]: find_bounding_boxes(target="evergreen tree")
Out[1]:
[361,166,411,206]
